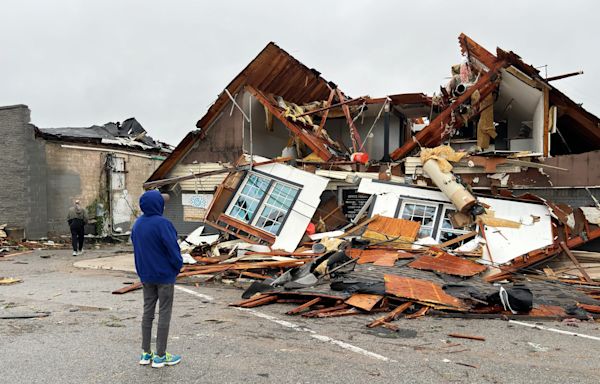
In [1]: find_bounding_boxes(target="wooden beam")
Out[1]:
[560,241,593,283]
[286,297,322,315]
[367,301,412,328]
[245,85,333,161]
[112,281,143,294]
[438,231,477,249]
[317,88,336,135]
[297,95,364,117]
[391,60,506,160]
[448,333,486,341]
[336,88,363,152]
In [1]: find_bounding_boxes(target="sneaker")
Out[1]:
[77,249,84,256]
[151,352,182,368]
[139,352,153,365]
[72,251,77,256]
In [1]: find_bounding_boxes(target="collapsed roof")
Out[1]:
[35,117,172,153]
[391,33,600,160]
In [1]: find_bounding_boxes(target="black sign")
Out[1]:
[340,189,370,220]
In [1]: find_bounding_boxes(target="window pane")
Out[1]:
[254,181,299,234]
[227,174,270,223]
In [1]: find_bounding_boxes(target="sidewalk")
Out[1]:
[73,253,136,273]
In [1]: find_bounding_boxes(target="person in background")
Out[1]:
[131,190,183,368]
[67,199,88,256]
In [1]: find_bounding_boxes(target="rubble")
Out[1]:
[130,33,600,330]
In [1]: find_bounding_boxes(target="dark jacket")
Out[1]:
[67,205,88,229]
[131,191,183,284]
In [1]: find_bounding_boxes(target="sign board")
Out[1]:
[339,188,370,220]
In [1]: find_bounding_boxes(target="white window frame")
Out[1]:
[397,200,439,238]
[436,205,472,245]
[226,172,299,235]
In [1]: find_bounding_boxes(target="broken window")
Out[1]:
[226,172,299,235]
[398,201,438,238]
[437,207,470,246]
[228,174,270,223]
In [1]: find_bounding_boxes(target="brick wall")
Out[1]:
[0,105,48,238]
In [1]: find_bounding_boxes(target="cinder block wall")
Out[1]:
[45,143,161,235]
[0,105,48,238]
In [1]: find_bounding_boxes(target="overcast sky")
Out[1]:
[1,0,598,145]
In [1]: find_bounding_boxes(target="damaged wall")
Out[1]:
[45,143,161,236]
[0,105,48,239]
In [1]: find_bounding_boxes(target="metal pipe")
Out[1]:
[454,83,467,96]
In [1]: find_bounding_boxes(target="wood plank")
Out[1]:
[246,85,334,161]
[345,294,384,312]
[448,333,486,341]
[112,281,143,294]
[239,295,278,308]
[336,88,363,152]
[367,301,413,328]
[560,241,593,283]
[405,306,429,319]
[314,308,361,318]
[438,231,477,249]
[318,89,337,135]
[302,304,348,318]
[286,297,321,315]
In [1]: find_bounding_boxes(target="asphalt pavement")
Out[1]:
[1,246,600,383]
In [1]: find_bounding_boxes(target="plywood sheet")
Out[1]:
[408,252,487,277]
[347,249,415,265]
[384,274,466,309]
[345,293,384,311]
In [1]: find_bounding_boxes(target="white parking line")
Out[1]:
[176,285,395,362]
[175,285,215,302]
[509,320,600,341]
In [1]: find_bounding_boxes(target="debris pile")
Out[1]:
[132,33,600,329]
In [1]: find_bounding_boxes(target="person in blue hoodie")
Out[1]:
[131,190,183,368]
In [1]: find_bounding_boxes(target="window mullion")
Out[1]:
[250,179,274,226]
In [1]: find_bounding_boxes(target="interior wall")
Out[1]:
[242,92,292,158]
[325,110,400,159]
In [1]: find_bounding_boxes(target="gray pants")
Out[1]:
[141,283,174,356]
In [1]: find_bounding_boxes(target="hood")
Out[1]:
[139,190,164,216]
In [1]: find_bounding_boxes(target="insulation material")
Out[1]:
[384,274,466,309]
[476,94,496,149]
[420,146,468,173]
[580,207,600,225]
[183,206,207,222]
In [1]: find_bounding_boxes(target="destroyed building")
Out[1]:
[0,104,172,239]
[135,34,600,323]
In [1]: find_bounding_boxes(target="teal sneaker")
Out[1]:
[139,352,153,365]
[152,352,182,368]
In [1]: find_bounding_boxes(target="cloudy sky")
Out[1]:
[1,0,598,145]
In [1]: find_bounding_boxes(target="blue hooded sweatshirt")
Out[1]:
[131,190,183,284]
